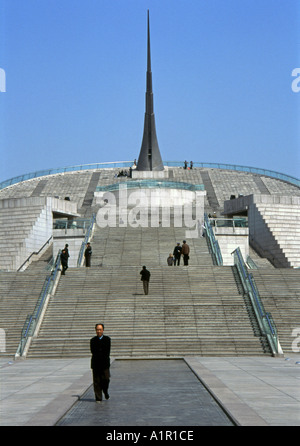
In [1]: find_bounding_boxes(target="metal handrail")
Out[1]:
[15,250,62,358]
[53,218,91,230]
[209,217,248,230]
[17,236,53,271]
[96,180,205,192]
[204,213,223,265]
[246,255,258,269]
[232,247,281,356]
[1,161,299,190]
[77,214,96,267]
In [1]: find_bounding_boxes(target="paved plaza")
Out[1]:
[1,354,300,426]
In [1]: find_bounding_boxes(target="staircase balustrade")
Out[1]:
[15,250,62,358]
[232,247,283,357]
[204,213,223,265]
[1,161,299,190]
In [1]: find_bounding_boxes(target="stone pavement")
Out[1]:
[1,355,300,426]
[57,359,233,426]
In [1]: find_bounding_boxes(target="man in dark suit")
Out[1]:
[90,323,111,402]
[84,242,92,267]
[140,266,151,295]
[60,244,69,275]
[173,242,182,266]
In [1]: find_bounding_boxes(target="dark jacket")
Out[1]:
[173,245,182,257]
[85,246,92,257]
[140,268,150,282]
[90,335,111,371]
[60,249,69,265]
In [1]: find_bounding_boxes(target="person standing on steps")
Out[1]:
[182,240,190,266]
[60,244,69,275]
[84,242,92,267]
[90,323,111,402]
[173,242,182,266]
[140,265,151,295]
[167,253,174,266]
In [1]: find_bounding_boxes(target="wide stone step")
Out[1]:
[27,256,270,358]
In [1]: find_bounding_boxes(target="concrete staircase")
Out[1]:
[0,269,49,356]
[0,196,78,271]
[253,200,300,268]
[0,245,55,356]
[89,225,213,268]
[0,201,46,271]
[26,224,269,358]
[2,220,298,359]
[247,246,275,269]
[27,265,268,358]
[251,268,300,354]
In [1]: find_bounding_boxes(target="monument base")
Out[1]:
[131,170,169,179]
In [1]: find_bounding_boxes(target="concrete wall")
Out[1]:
[224,194,300,268]
[53,229,86,268]
[212,227,249,266]
[0,197,79,271]
[131,170,169,179]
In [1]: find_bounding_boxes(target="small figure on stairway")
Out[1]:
[173,242,182,266]
[84,242,92,267]
[60,244,69,275]
[167,253,174,266]
[182,240,190,266]
[140,266,151,295]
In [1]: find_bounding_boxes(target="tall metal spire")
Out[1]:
[136,10,164,171]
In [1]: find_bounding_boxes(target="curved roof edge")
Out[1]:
[0,161,299,190]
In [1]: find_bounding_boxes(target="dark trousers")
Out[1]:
[183,254,189,265]
[174,255,181,266]
[92,368,110,400]
[61,263,68,274]
[85,256,91,267]
[142,280,149,295]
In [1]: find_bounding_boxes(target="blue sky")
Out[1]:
[0,0,299,183]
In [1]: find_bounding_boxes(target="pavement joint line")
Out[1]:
[184,357,268,426]
[25,369,93,426]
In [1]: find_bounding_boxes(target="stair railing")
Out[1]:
[17,235,53,272]
[15,250,62,359]
[204,213,223,265]
[246,255,258,269]
[232,247,283,357]
[77,213,96,267]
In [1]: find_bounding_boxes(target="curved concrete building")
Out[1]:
[0,12,299,367]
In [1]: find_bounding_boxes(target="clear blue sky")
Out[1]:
[0,0,299,183]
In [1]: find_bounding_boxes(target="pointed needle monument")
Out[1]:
[136,11,164,171]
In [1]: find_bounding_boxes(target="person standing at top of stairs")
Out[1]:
[84,242,92,267]
[173,242,182,266]
[140,266,151,295]
[182,241,190,266]
[60,244,69,275]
